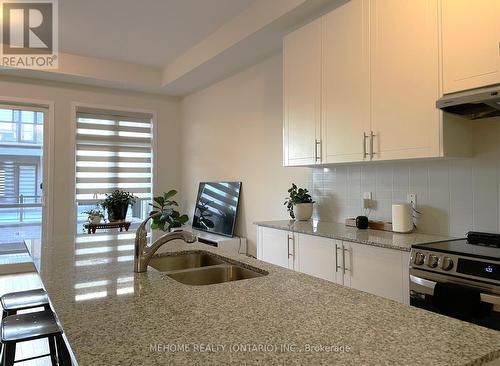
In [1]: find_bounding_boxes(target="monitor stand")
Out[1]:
[186,228,247,255]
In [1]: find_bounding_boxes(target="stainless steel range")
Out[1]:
[409,231,500,330]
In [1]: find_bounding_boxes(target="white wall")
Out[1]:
[179,52,309,255]
[310,116,500,238]
[0,76,180,243]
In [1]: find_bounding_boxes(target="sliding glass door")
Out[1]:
[0,105,46,244]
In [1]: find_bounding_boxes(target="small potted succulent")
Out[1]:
[284,183,315,221]
[149,190,189,232]
[100,190,137,222]
[83,208,104,225]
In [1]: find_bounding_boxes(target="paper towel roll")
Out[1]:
[392,204,413,233]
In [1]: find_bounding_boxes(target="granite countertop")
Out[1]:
[255,220,459,251]
[5,233,493,366]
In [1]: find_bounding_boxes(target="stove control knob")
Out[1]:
[425,254,439,268]
[439,256,454,271]
[413,252,425,265]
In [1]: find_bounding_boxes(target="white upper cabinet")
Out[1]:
[283,18,322,166]
[370,0,441,160]
[322,0,370,164]
[282,0,472,166]
[441,0,500,94]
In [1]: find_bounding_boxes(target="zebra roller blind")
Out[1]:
[75,108,153,220]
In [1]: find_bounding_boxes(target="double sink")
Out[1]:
[149,251,266,285]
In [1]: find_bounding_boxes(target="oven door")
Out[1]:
[410,268,500,330]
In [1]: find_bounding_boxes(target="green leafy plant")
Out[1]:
[149,190,189,231]
[82,208,104,221]
[100,190,137,210]
[100,190,137,221]
[284,183,314,219]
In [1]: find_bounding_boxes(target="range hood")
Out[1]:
[436,84,500,120]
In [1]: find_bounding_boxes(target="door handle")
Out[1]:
[342,246,350,274]
[335,243,341,272]
[287,235,293,258]
[315,139,321,163]
[370,131,376,160]
[363,133,369,159]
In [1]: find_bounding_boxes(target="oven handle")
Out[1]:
[410,275,500,306]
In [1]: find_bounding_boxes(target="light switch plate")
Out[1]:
[363,192,372,200]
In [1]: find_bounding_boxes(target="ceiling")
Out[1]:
[2,0,337,95]
[59,0,255,67]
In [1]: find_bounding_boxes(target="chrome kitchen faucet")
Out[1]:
[134,215,196,273]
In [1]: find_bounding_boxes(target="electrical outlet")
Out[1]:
[363,198,371,209]
[407,193,417,208]
[363,192,372,209]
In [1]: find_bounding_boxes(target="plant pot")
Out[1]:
[108,203,129,222]
[294,203,313,221]
[90,216,102,225]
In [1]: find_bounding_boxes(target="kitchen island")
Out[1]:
[2,233,500,365]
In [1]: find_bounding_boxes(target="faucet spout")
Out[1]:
[134,215,196,273]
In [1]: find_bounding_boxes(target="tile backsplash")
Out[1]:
[309,118,500,238]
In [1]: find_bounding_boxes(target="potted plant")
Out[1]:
[149,190,189,231]
[100,190,137,222]
[284,183,315,221]
[83,208,104,224]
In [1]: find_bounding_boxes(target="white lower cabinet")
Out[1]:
[257,226,409,304]
[295,234,338,282]
[257,226,294,269]
[343,241,410,304]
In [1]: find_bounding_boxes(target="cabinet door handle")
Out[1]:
[342,246,350,274]
[335,243,341,272]
[287,235,293,258]
[363,132,369,159]
[315,139,321,163]
[370,131,376,160]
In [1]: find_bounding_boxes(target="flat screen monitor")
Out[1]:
[192,182,241,237]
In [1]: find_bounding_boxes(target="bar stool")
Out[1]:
[1,310,71,366]
[1,288,50,318]
[1,289,69,365]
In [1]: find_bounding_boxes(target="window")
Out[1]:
[0,108,44,144]
[75,108,153,226]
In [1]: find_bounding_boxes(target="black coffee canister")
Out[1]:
[356,216,369,229]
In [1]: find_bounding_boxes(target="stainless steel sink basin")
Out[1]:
[149,251,266,285]
[149,252,223,272]
[166,265,264,285]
